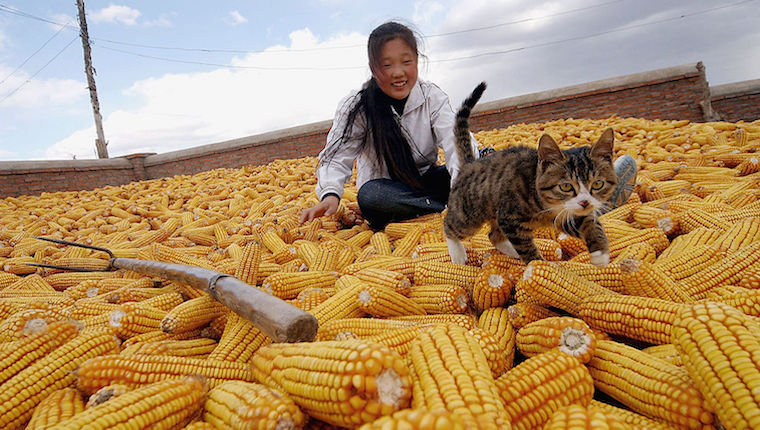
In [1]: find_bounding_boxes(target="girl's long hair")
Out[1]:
[321,21,426,190]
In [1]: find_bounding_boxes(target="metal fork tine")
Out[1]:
[33,236,114,259]
[24,262,106,272]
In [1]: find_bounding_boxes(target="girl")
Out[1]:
[299,21,481,230]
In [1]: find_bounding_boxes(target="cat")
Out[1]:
[444,82,616,268]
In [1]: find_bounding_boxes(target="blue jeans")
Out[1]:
[357,165,451,230]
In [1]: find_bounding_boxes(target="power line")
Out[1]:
[0,18,72,87]
[0,36,79,105]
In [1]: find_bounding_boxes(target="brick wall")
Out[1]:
[1,62,757,198]
[710,79,760,122]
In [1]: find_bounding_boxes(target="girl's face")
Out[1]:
[372,38,418,100]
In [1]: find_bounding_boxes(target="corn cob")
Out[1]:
[0,328,120,430]
[308,282,365,325]
[0,319,80,385]
[408,283,469,314]
[556,261,624,292]
[260,270,338,299]
[2,273,55,292]
[234,240,262,286]
[711,217,760,252]
[44,271,121,291]
[357,408,469,430]
[365,324,432,357]
[672,301,760,430]
[681,241,760,299]
[63,277,156,301]
[657,227,724,260]
[203,312,269,362]
[506,302,560,329]
[290,286,334,311]
[353,268,411,296]
[105,284,180,304]
[119,329,203,350]
[181,421,216,430]
[653,244,722,281]
[202,381,305,430]
[587,339,715,429]
[54,377,206,430]
[316,317,418,341]
[679,208,732,233]
[471,267,514,312]
[160,295,228,334]
[26,388,85,430]
[413,261,481,289]
[391,224,426,257]
[477,306,516,371]
[600,219,639,241]
[588,400,679,430]
[250,339,412,428]
[715,199,760,222]
[641,344,682,366]
[543,404,631,430]
[556,232,588,257]
[76,353,254,395]
[495,349,594,430]
[577,294,684,345]
[408,323,508,428]
[139,291,185,311]
[122,338,218,358]
[516,316,597,363]
[341,256,415,280]
[515,260,618,316]
[357,284,426,317]
[739,264,760,289]
[109,302,167,339]
[469,326,510,378]
[618,258,692,302]
[389,313,477,329]
[84,384,131,408]
[66,300,120,320]
[0,305,72,342]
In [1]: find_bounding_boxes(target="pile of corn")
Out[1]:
[0,115,759,429]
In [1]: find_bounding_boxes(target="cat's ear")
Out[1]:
[538,134,565,169]
[591,128,614,162]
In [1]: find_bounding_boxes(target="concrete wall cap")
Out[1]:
[0,157,131,173]
[711,79,760,98]
[473,62,702,114]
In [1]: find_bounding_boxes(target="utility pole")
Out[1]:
[76,0,108,158]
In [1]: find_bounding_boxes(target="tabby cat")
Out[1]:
[444,82,616,267]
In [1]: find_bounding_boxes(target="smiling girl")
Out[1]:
[300,21,481,230]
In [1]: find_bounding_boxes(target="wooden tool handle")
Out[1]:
[111,258,317,343]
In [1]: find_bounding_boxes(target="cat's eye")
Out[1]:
[591,180,605,190]
[558,183,573,192]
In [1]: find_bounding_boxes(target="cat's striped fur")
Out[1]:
[444,82,616,267]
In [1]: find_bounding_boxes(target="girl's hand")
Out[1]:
[299,195,340,224]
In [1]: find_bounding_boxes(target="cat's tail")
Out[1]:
[455,81,486,165]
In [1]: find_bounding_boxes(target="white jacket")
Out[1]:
[315,79,479,201]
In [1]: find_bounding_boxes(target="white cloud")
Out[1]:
[48,13,77,31]
[46,29,370,160]
[0,66,86,109]
[413,0,445,24]
[225,10,248,26]
[90,5,141,26]
[144,16,173,28]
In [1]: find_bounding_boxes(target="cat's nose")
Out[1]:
[578,200,590,208]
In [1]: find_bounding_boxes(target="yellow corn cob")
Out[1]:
[0,271,20,288]
[250,339,412,428]
[715,199,760,223]
[645,179,692,200]
[556,261,624,292]
[641,344,682,366]
[516,316,597,363]
[76,353,254,395]
[408,323,508,428]
[471,266,514,312]
[26,388,85,430]
[0,305,72,342]
[203,381,306,430]
[506,302,560,329]
[109,302,167,339]
[413,261,481,290]
[408,283,469,314]
[737,155,760,175]
[180,421,216,430]
[357,284,426,317]
[711,217,760,252]
[2,256,39,275]
[477,307,516,371]
[206,311,271,362]
[308,282,365,325]
[63,277,155,301]
[657,227,724,260]
[391,225,426,257]
[618,258,692,303]
[66,300,120,320]
[598,195,641,223]
[543,404,630,430]
[309,244,339,271]
[534,238,563,261]
[389,313,477,329]
[160,295,228,334]
[469,326,510,378]
[2,273,54,292]
[681,241,760,299]
[44,271,121,291]
[556,232,588,257]
[119,329,203,350]
[515,260,618,316]
[139,291,185,311]
[124,338,218,358]
[589,400,680,429]
[260,270,337,299]
[600,219,640,241]
[128,217,180,248]
[234,240,262,286]
[739,264,760,289]
[353,268,411,296]
[0,328,120,430]
[587,339,714,429]
[679,208,732,233]
[84,384,131,408]
[495,349,594,430]
[54,377,206,430]
[0,319,80,385]
[316,317,418,341]
[577,294,684,345]
[341,256,415,280]
[105,284,180,304]
[369,231,393,255]
[653,244,722,281]
[357,408,469,430]
[48,257,111,272]
[672,301,760,430]
[290,286,334,311]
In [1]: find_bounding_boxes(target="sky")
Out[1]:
[0,0,758,161]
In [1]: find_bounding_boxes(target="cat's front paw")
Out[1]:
[494,241,520,259]
[590,250,610,268]
[446,238,468,265]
